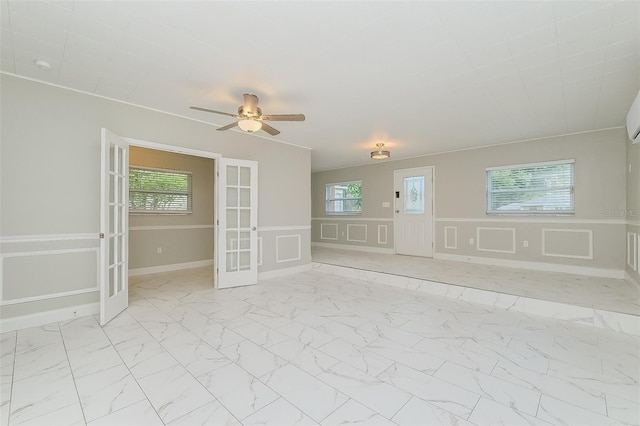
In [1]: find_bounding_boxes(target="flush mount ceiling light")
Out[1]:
[370,143,390,159]
[237,119,263,132]
[34,59,51,70]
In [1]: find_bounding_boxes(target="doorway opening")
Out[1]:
[128,145,216,283]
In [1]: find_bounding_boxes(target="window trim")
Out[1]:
[486,159,575,216]
[325,180,362,215]
[129,166,193,215]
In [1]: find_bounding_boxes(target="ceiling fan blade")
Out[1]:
[216,121,239,131]
[190,106,237,118]
[243,94,260,116]
[260,122,280,136]
[261,114,306,122]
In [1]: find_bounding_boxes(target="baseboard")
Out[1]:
[625,271,640,288]
[259,264,312,280]
[433,253,624,279]
[0,302,99,332]
[129,259,214,276]
[312,242,395,254]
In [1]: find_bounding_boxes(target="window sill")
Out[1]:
[486,212,575,216]
[129,212,193,215]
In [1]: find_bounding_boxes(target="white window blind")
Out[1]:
[486,160,574,214]
[326,181,362,214]
[129,167,192,214]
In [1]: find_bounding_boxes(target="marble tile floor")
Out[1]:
[2,266,639,425]
[311,246,640,316]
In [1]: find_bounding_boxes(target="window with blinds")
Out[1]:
[129,167,192,214]
[486,160,574,215]
[326,181,362,214]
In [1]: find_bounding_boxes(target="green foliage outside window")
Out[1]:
[487,162,574,213]
[129,168,192,213]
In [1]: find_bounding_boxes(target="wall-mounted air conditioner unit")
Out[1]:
[627,90,640,143]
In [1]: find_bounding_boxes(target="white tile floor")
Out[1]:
[2,266,639,425]
[311,247,640,316]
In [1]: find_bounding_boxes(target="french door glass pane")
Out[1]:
[240,166,251,186]
[239,251,250,271]
[227,187,238,207]
[119,265,126,292]
[109,175,115,203]
[117,236,124,263]
[239,231,250,249]
[227,209,238,228]
[117,146,124,174]
[109,237,115,266]
[227,165,238,185]
[109,206,115,233]
[226,251,238,272]
[110,146,116,172]
[240,188,250,207]
[227,230,238,250]
[240,209,250,228]
[109,267,115,297]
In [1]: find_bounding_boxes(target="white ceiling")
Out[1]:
[1,1,639,171]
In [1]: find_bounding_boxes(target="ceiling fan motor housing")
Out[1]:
[238,106,262,118]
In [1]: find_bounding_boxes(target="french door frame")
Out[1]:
[106,133,223,323]
[124,137,222,285]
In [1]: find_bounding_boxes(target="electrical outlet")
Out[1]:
[523,240,529,248]
[157,247,162,254]
[469,238,474,245]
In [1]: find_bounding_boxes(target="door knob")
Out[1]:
[252,226,257,231]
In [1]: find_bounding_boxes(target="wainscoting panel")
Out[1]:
[378,225,388,245]
[320,223,338,240]
[257,227,310,273]
[444,226,457,249]
[476,227,516,254]
[542,228,593,260]
[628,232,637,271]
[1,248,99,305]
[276,234,302,263]
[346,224,367,243]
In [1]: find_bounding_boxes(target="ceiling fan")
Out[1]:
[190,94,305,136]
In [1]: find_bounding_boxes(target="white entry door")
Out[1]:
[99,129,129,325]
[218,158,258,288]
[394,166,434,257]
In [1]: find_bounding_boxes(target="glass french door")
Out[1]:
[217,158,258,288]
[99,129,129,325]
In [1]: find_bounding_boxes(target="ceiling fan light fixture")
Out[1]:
[238,119,262,132]
[371,143,390,160]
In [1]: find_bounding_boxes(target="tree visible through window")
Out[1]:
[129,167,192,214]
[486,160,574,214]
[326,181,362,214]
